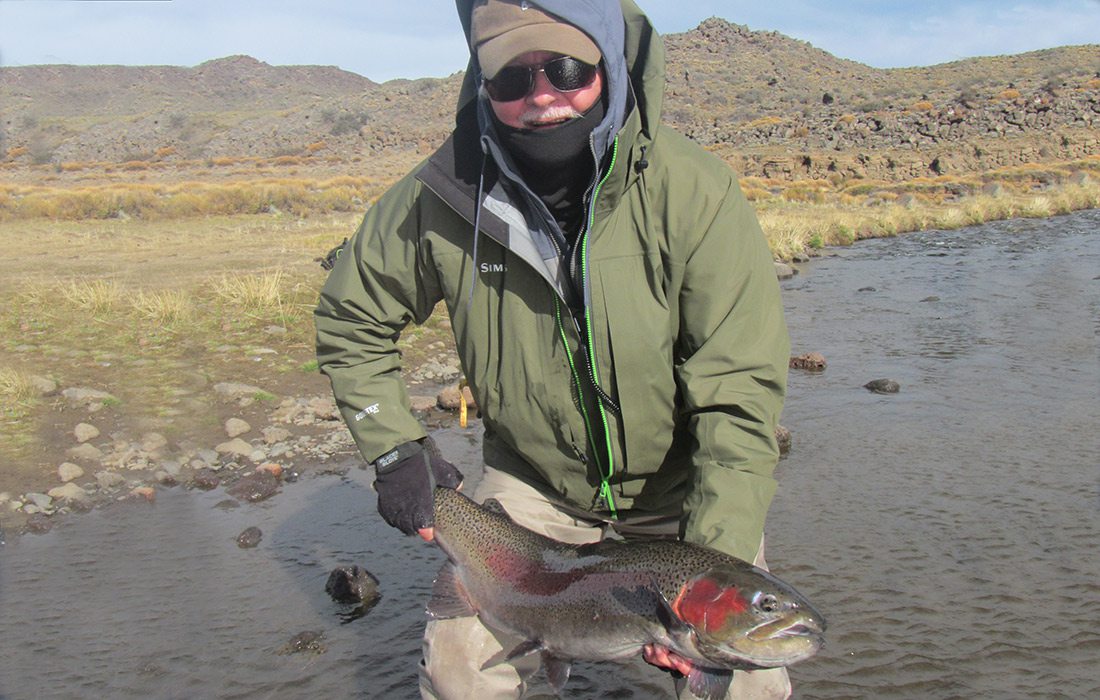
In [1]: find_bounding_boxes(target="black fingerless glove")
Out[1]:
[373,439,463,535]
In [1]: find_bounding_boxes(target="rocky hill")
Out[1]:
[2,19,1098,181]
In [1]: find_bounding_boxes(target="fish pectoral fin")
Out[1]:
[481,639,544,669]
[655,590,693,636]
[687,666,734,700]
[541,653,572,695]
[426,562,477,619]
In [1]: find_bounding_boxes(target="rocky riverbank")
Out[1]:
[0,369,475,540]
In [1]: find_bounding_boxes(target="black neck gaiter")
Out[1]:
[495,97,606,241]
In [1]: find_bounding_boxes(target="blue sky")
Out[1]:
[1,0,1097,82]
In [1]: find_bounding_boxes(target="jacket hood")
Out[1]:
[441,0,666,310]
[454,0,664,169]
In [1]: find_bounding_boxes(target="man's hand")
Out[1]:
[643,643,695,678]
[373,440,462,537]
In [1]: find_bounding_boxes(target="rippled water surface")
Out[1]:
[2,211,1098,699]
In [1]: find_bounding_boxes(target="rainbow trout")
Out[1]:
[428,487,825,699]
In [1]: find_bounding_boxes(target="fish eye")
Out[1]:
[755,593,780,613]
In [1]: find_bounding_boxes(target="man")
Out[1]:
[315,0,791,698]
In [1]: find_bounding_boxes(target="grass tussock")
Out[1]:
[0,367,38,421]
[132,289,194,327]
[60,279,126,315]
[213,270,294,321]
[0,368,37,403]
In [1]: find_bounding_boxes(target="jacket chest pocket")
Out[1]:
[593,255,679,469]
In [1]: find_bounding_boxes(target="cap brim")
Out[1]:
[478,24,601,79]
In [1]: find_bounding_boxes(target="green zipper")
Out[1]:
[556,136,620,517]
[585,137,619,516]
[554,298,613,515]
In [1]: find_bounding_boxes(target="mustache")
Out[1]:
[521,105,582,127]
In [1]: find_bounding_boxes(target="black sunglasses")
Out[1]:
[483,55,599,102]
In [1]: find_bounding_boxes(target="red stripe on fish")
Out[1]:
[484,548,584,596]
[673,576,749,634]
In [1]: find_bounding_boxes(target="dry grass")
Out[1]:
[60,279,126,315]
[0,213,364,478]
[132,289,195,326]
[213,270,295,322]
[0,176,386,221]
[0,368,38,409]
[757,177,1100,259]
[745,156,1100,258]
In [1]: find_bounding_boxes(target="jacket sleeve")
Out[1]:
[676,177,789,563]
[314,173,443,463]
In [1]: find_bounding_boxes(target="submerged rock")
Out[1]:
[325,565,380,605]
[191,469,221,490]
[789,352,827,371]
[775,425,792,457]
[227,471,280,503]
[278,630,326,655]
[236,526,263,549]
[864,378,901,394]
[23,513,53,535]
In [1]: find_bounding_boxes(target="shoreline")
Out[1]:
[753,166,1099,260]
[2,174,1098,538]
[0,381,468,541]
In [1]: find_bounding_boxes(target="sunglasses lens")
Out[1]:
[485,66,532,102]
[545,57,597,92]
[484,57,598,101]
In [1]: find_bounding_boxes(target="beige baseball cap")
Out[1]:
[471,0,601,79]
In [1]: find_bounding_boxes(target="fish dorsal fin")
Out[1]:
[426,562,477,620]
[481,497,513,521]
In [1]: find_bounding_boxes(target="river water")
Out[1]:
[1,210,1098,699]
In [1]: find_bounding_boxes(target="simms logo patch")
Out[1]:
[479,262,507,273]
[354,403,380,421]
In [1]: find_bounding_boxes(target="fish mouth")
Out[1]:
[747,616,825,643]
[719,617,824,669]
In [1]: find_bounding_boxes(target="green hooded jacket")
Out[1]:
[315,0,789,562]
